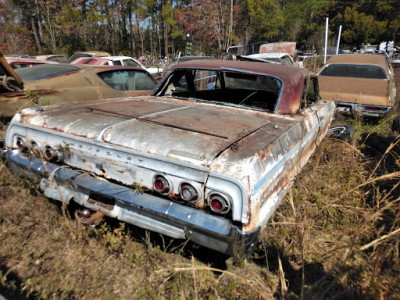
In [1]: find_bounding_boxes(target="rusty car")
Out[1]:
[70,55,163,75]
[1,60,335,259]
[5,56,59,69]
[0,53,157,120]
[67,51,111,63]
[318,53,397,118]
[35,54,69,63]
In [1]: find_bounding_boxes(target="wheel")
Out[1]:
[327,125,354,142]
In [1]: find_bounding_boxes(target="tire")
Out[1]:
[327,125,354,142]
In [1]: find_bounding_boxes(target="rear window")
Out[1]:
[319,64,387,79]
[15,64,81,81]
[10,62,45,69]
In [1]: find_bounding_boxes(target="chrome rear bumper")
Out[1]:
[2,149,259,259]
[336,102,392,118]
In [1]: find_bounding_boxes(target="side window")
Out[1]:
[160,71,195,96]
[113,60,122,66]
[128,71,156,90]
[123,59,141,67]
[302,77,319,108]
[99,71,126,90]
[98,70,156,91]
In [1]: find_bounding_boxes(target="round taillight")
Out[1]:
[179,183,200,203]
[16,137,27,152]
[45,146,57,161]
[153,175,172,195]
[207,193,231,214]
[30,141,40,155]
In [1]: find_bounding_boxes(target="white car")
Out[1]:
[71,55,163,75]
[239,52,298,67]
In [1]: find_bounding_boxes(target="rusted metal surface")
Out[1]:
[259,42,297,59]
[2,60,335,258]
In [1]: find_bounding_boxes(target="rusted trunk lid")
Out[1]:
[20,96,299,167]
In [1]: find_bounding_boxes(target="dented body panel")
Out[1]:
[2,60,335,258]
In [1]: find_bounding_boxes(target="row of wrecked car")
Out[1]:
[0,49,397,260]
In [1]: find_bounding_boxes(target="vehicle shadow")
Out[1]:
[250,244,367,300]
[0,261,35,300]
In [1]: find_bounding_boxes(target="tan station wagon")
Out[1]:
[318,54,397,118]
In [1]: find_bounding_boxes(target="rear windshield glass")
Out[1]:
[15,64,81,81]
[319,64,387,79]
[156,68,282,112]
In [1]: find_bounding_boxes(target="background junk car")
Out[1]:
[70,55,163,75]
[318,53,397,118]
[0,55,157,119]
[2,60,335,259]
[5,56,59,69]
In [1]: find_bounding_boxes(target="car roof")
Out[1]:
[321,54,390,75]
[253,52,291,58]
[80,57,111,65]
[326,54,388,67]
[108,56,136,60]
[168,59,307,81]
[74,51,111,56]
[35,54,67,59]
[6,57,59,64]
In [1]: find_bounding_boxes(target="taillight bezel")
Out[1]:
[179,182,201,204]
[153,174,173,195]
[15,136,29,152]
[44,145,61,162]
[207,192,231,214]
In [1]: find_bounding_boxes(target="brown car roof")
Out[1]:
[159,59,310,114]
[171,59,308,80]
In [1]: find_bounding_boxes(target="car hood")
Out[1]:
[17,96,298,168]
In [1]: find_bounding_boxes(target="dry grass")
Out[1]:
[1,124,399,299]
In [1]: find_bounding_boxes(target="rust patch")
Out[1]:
[259,42,297,58]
